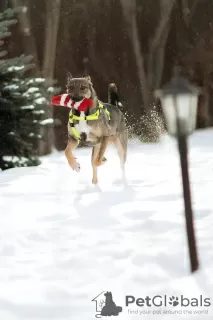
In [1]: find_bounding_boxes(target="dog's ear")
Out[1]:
[83,74,92,84]
[66,72,73,92]
[67,72,73,84]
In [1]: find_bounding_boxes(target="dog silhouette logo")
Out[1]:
[92,291,122,318]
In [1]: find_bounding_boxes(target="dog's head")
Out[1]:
[66,73,96,101]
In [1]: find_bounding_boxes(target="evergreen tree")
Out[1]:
[0,9,60,171]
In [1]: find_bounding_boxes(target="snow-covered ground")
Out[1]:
[0,129,213,320]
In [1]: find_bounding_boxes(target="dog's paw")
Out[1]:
[73,162,80,172]
[92,178,98,184]
[69,158,80,172]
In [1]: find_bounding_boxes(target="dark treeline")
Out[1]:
[2,0,213,150]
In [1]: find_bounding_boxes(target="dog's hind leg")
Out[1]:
[65,137,80,172]
[114,132,127,180]
[94,136,109,167]
[91,144,101,184]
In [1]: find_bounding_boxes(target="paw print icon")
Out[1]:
[169,296,179,307]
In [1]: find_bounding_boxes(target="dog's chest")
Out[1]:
[75,111,91,135]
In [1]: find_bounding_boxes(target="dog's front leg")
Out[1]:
[65,137,80,172]
[94,136,109,167]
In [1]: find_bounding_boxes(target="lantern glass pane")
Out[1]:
[161,93,198,136]
[176,94,198,135]
[160,95,177,136]
[189,95,198,133]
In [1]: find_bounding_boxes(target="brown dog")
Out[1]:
[65,74,127,184]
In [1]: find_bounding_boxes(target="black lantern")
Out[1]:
[155,74,202,273]
[155,76,201,137]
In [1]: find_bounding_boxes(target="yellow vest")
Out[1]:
[69,100,110,140]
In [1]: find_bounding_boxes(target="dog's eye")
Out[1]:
[81,86,86,90]
[69,85,74,91]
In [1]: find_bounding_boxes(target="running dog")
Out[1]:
[65,74,127,184]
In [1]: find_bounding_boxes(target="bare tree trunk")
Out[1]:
[154,26,170,90]
[42,0,61,80]
[179,0,201,48]
[121,0,175,112]
[202,77,211,127]
[11,0,40,75]
[120,0,150,112]
[41,0,61,155]
[180,0,201,26]
[148,0,176,91]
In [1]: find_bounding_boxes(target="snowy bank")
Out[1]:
[0,128,213,319]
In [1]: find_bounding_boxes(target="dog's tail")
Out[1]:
[108,83,123,109]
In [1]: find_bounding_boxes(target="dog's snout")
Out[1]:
[72,96,83,102]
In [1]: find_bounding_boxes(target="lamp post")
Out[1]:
[155,74,201,273]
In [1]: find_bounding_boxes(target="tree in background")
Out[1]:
[10,0,61,79]
[0,8,60,171]
[4,0,213,149]
[120,0,175,141]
